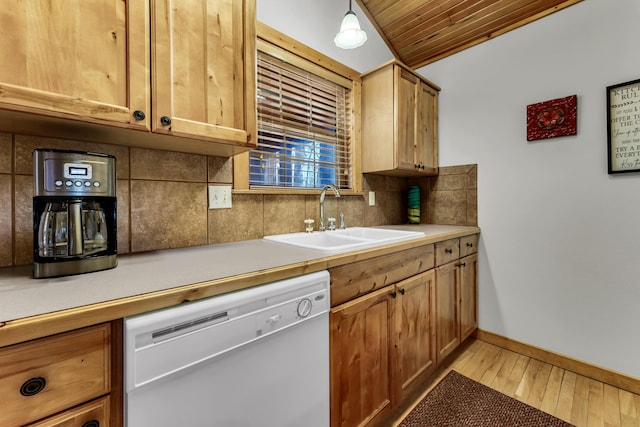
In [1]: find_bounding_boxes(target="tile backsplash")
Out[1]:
[0,132,477,267]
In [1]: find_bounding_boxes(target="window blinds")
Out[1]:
[250,51,352,189]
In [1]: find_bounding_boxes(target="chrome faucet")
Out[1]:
[319,184,341,231]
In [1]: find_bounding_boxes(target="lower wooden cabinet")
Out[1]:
[25,396,110,427]
[459,253,479,342]
[436,250,479,363]
[330,270,436,427]
[0,323,119,427]
[330,286,395,427]
[435,260,460,363]
[394,270,437,402]
[330,234,478,427]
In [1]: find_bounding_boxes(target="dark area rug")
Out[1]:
[399,370,575,426]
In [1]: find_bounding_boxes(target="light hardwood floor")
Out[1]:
[389,339,640,427]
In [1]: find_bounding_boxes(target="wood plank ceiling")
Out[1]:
[355,0,584,69]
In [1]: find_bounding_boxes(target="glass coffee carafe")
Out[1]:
[38,200,109,258]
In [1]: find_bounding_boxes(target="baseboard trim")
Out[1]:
[475,329,640,395]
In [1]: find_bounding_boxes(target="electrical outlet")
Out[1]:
[208,185,232,209]
[368,191,376,206]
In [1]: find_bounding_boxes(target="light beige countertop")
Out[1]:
[0,224,479,347]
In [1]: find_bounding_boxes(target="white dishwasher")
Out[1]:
[124,270,330,427]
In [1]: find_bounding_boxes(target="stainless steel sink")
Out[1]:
[263,227,425,253]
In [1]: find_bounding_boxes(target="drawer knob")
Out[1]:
[82,421,100,427]
[132,110,146,121]
[445,248,453,254]
[20,377,46,396]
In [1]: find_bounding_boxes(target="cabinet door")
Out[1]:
[459,253,478,342]
[330,286,395,427]
[395,67,418,171]
[415,82,438,171]
[152,0,256,147]
[0,324,110,427]
[435,261,460,363]
[0,0,149,129]
[394,270,436,402]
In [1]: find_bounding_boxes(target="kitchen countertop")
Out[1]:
[0,224,479,347]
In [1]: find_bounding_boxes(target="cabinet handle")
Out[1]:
[455,262,466,268]
[399,288,405,295]
[20,377,46,396]
[160,116,172,126]
[82,421,100,427]
[390,291,397,299]
[467,242,473,247]
[132,110,146,121]
[445,248,453,254]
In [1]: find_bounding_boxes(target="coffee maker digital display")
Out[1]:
[33,149,117,278]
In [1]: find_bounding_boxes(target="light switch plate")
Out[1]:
[368,191,376,206]
[208,185,232,209]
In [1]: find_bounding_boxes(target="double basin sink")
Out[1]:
[264,227,425,253]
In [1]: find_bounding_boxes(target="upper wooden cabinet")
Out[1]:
[0,1,149,129]
[151,0,256,148]
[362,61,439,176]
[0,0,256,157]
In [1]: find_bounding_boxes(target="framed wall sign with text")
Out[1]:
[607,78,640,174]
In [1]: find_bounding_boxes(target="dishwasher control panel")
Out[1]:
[256,287,327,336]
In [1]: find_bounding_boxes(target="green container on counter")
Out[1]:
[408,185,420,224]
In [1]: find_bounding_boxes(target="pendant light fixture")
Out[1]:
[334,0,367,49]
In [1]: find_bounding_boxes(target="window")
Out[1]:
[250,51,352,190]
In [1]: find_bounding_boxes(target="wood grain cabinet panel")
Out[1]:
[0,0,256,155]
[0,0,149,129]
[460,234,478,257]
[435,235,479,363]
[0,324,111,427]
[151,0,257,147]
[459,253,478,342]
[330,245,439,427]
[435,260,460,363]
[329,244,434,306]
[394,270,436,402]
[24,396,110,427]
[330,286,395,427]
[361,61,439,176]
[435,238,460,266]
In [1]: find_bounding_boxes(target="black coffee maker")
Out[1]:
[33,149,117,278]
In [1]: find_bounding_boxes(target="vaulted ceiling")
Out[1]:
[355,0,583,69]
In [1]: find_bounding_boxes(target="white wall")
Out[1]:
[259,0,640,378]
[419,0,640,377]
[257,0,393,73]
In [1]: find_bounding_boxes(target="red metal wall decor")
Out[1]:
[526,94,577,141]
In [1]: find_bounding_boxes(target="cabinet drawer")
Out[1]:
[329,244,434,306]
[0,324,111,427]
[25,395,110,427]
[460,234,478,257]
[435,239,460,266]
